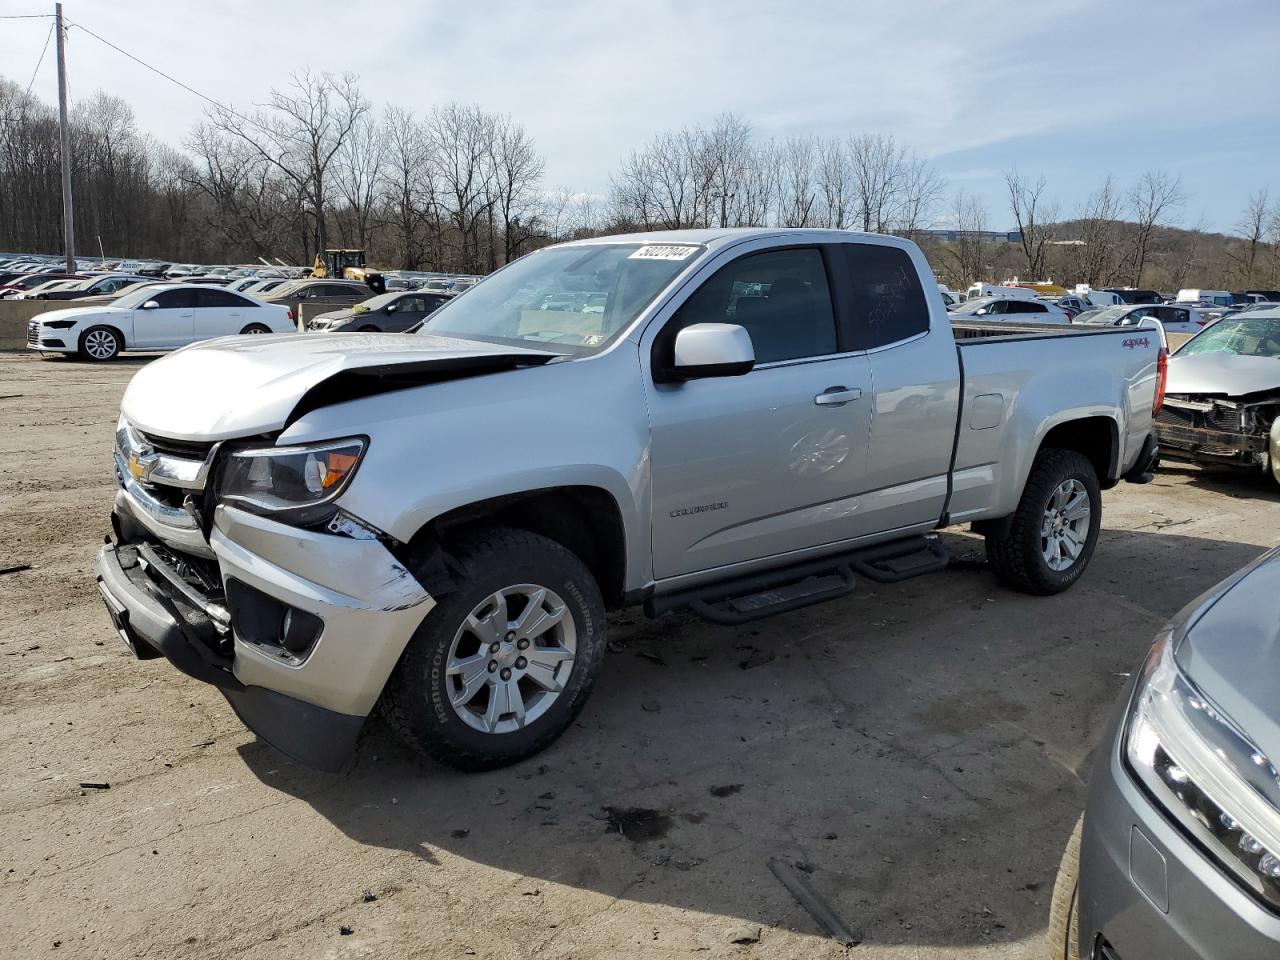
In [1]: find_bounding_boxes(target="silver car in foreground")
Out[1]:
[1050,547,1280,959]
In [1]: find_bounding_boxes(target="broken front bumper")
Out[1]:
[96,502,435,771]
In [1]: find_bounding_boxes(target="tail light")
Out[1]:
[287,308,295,321]
[1153,347,1168,416]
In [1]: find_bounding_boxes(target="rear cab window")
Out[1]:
[838,243,930,348]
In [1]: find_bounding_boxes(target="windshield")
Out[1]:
[1177,317,1280,358]
[1075,306,1131,325]
[417,243,701,353]
[353,291,403,312]
[112,285,168,309]
[950,297,999,316]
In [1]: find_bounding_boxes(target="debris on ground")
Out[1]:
[641,700,661,712]
[361,889,377,903]
[767,858,861,947]
[634,650,667,666]
[338,925,353,936]
[726,925,761,944]
[602,806,671,842]
[0,564,32,576]
[738,649,775,670]
[78,782,109,790]
[709,784,742,798]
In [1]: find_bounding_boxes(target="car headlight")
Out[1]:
[1126,631,1280,908]
[216,438,366,522]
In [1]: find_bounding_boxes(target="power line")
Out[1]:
[64,18,296,144]
[23,22,54,105]
[0,13,55,18]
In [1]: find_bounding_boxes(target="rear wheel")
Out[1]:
[357,324,379,332]
[1047,815,1082,960]
[985,448,1101,595]
[78,326,122,362]
[381,527,607,771]
[239,323,271,335]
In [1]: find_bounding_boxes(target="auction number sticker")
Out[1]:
[629,244,700,261]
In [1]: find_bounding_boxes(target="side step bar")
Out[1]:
[646,536,951,626]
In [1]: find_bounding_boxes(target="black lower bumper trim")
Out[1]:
[97,541,365,772]
[222,686,364,773]
[95,542,241,687]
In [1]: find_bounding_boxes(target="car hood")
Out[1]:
[312,308,356,323]
[120,332,558,441]
[1176,547,1280,768]
[33,305,125,324]
[1166,352,1280,397]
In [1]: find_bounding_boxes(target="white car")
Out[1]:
[25,283,294,362]
[1074,303,1208,335]
[949,295,1072,324]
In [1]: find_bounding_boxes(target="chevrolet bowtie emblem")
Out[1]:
[127,454,146,480]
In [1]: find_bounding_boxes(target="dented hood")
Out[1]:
[120,332,556,441]
[1166,351,1280,398]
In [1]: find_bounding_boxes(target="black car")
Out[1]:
[306,290,454,332]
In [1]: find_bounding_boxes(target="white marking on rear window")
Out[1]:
[628,245,700,261]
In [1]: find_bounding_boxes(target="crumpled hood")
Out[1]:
[1166,352,1280,397]
[120,332,556,441]
[1175,547,1280,771]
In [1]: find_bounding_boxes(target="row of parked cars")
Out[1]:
[22,274,459,361]
[942,282,1280,333]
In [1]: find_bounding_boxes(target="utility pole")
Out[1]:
[55,3,75,273]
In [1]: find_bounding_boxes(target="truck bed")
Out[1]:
[944,319,1161,525]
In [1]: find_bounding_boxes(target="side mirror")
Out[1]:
[975,307,988,316]
[662,323,755,382]
[141,300,159,310]
[386,303,398,313]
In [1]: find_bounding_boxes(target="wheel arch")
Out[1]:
[403,485,630,610]
[1039,415,1120,488]
[80,322,128,354]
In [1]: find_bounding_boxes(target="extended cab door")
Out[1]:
[646,244,874,579]
[133,287,195,348]
[835,241,960,537]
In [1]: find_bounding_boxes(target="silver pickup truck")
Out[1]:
[96,228,1163,771]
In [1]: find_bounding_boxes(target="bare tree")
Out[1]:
[206,70,369,256]
[1077,175,1124,286]
[849,133,903,232]
[816,136,854,228]
[1004,168,1059,279]
[1227,188,1272,285]
[1126,170,1184,286]
[891,151,945,238]
[333,111,384,251]
[945,190,989,285]
[778,136,817,227]
[490,115,545,265]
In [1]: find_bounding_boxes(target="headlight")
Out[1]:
[1126,631,1280,908]
[216,438,365,521]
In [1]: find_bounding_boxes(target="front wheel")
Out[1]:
[239,323,271,335]
[381,527,607,771]
[78,326,122,362]
[985,447,1101,595]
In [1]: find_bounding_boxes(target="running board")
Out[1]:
[647,536,950,625]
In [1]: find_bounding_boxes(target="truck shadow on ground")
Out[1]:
[238,528,1269,950]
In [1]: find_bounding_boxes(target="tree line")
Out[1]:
[2,69,1278,290]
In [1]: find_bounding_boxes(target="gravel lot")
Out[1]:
[1,350,1274,960]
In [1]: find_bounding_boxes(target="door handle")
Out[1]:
[814,386,863,407]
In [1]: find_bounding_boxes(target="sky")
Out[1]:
[3,0,1278,233]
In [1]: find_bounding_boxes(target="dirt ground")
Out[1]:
[1,350,1276,960]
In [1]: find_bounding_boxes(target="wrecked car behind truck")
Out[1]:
[1155,311,1280,484]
